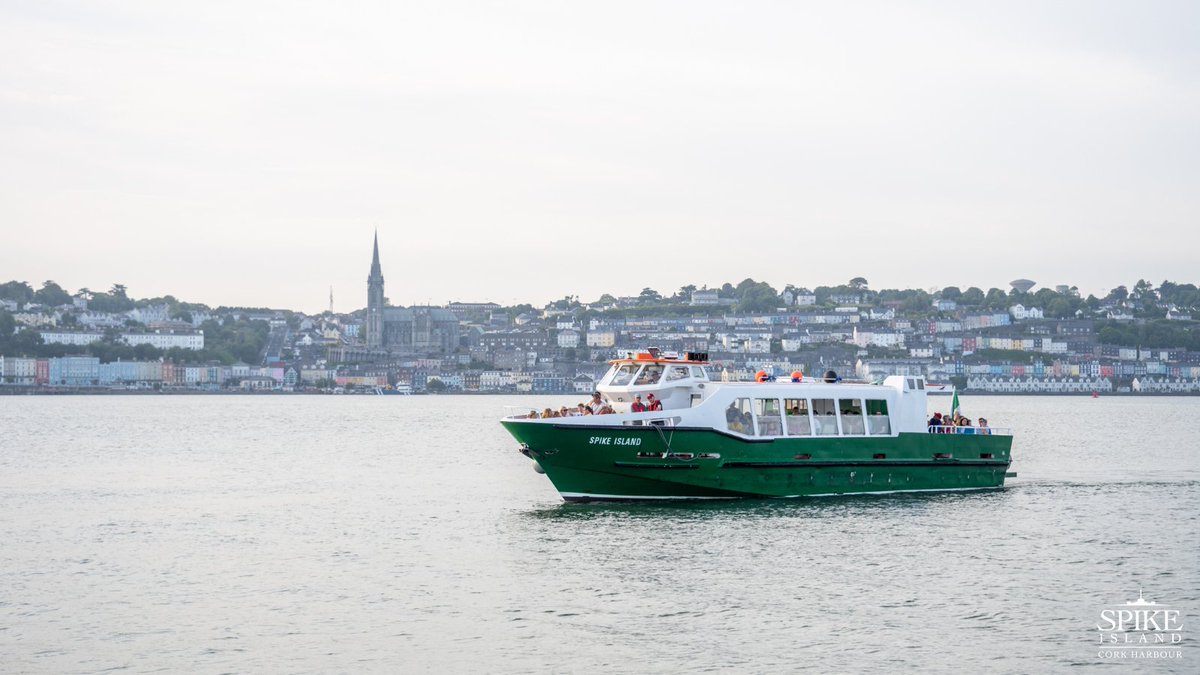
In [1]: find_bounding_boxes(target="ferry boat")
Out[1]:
[500,350,1014,502]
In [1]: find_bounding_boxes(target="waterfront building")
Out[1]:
[0,356,38,385]
[47,356,100,386]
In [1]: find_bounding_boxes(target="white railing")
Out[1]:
[927,425,1012,436]
[502,405,622,421]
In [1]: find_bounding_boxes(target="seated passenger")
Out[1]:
[541,408,554,419]
[725,402,739,423]
[977,417,990,435]
[598,405,615,414]
[646,393,663,411]
[631,395,646,412]
[588,392,605,413]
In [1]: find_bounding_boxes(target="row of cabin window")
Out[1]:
[607,363,708,387]
[725,397,891,437]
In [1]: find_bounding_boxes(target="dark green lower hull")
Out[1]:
[502,422,1014,502]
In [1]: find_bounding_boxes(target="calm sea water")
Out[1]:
[1,394,1197,673]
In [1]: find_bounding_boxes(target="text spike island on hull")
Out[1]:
[500,349,1014,502]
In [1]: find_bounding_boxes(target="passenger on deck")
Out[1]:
[631,395,646,412]
[646,393,663,411]
[559,406,570,417]
[588,392,605,413]
[541,408,554,419]
[928,412,943,432]
[978,417,990,435]
[598,405,615,414]
[577,403,592,415]
[528,409,538,419]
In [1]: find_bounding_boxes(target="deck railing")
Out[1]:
[927,425,1011,436]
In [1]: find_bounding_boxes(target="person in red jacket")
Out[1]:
[631,395,646,412]
[646,393,663,411]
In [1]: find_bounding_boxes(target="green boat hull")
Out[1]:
[502,421,1013,501]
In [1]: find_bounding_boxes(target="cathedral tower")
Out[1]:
[366,231,385,347]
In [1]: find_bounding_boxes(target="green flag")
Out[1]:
[951,389,960,418]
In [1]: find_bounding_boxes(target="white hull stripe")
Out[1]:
[559,486,1005,501]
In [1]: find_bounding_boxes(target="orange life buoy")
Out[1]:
[791,371,803,382]
[755,371,769,383]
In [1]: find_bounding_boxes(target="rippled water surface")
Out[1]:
[1,395,1197,672]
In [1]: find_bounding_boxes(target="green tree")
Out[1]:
[1046,297,1074,318]
[984,288,1009,310]
[673,285,697,302]
[1105,286,1128,304]
[940,286,962,301]
[848,277,869,290]
[34,280,71,307]
[961,287,985,305]
[638,287,662,304]
[732,278,781,313]
[8,328,45,356]
[0,281,35,304]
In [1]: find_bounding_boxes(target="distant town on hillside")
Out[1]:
[1,266,1199,394]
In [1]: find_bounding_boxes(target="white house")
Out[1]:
[557,329,580,349]
[1009,304,1044,320]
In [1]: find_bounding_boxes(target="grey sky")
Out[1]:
[2,1,1197,313]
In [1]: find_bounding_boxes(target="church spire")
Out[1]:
[370,229,382,276]
[366,230,386,348]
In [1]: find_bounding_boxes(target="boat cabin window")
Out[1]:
[784,398,812,436]
[811,398,838,435]
[839,399,865,435]
[609,364,639,386]
[754,398,783,437]
[665,365,691,382]
[691,366,708,380]
[635,364,664,385]
[866,399,891,435]
[724,398,753,434]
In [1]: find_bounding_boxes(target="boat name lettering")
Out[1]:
[589,436,641,446]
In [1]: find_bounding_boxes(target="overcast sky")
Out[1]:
[2,1,1197,313]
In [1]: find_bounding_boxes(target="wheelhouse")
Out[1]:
[597,349,712,412]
